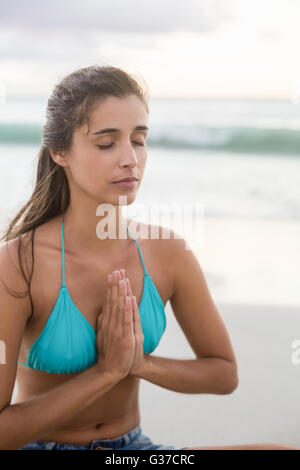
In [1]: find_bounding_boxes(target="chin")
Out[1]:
[117,193,137,206]
[102,191,136,207]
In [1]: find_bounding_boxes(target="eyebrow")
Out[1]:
[92,125,149,136]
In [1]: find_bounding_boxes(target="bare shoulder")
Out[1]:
[143,222,187,265]
[126,219,187,294]
[28,215,62,256]
[127,218,186,253]
[0,232,33,288]
[0,217,59,321]
[0,232,34,322]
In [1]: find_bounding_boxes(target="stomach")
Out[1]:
[14,364,141,444]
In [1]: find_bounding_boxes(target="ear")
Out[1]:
[49,149,69,168]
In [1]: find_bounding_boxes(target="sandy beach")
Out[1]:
[140,301,300,449]
[190,216,300,307]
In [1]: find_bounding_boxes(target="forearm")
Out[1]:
[135,355,238,394]
[0,366,120,450]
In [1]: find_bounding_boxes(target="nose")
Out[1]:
[119,141,138,168]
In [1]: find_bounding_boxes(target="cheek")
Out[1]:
[139,153,147,175]
[68,149,110,190]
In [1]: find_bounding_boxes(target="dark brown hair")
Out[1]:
[0,64,150,320]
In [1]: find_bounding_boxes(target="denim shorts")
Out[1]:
[18,425,185,450]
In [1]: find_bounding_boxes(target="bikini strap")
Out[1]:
[126,225,149,277]
[61,213,66,287]
[60,218,147,285]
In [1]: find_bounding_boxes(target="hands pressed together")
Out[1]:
[95,269,146,380]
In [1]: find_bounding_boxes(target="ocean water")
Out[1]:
[0,98,299,306]
[1,97,300,220]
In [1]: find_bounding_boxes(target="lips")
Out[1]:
[113,177,138,183]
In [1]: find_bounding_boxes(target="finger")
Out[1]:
[120,270,128,296]
[118,278,126,328]
[101,274,112,335]
[100,276,111,336]
[123,295,133,331]
[111,270,120,325]
[96,312,102,330]
[97,310,105,336]
[125,277,133,296]
[100,274,114,351]
[132,295,143,335]
[120,268,126,279]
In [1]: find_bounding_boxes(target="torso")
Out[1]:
[13,215,174,444]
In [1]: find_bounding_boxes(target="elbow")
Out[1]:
[218,360,239,395]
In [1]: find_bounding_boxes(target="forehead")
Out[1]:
[82,95,148,137]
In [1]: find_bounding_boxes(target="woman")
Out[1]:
[0,65,295,450]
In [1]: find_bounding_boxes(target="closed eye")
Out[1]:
[97,142,145,150]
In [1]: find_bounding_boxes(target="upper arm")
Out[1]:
[0,238,32,412]
[168,232,237,367]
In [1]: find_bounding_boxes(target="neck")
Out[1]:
[62,203,130,255]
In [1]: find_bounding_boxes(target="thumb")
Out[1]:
[96,311,103,329]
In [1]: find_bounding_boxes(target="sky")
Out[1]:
[0,0,300,99]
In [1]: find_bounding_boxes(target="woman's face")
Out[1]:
[63,94,148,207]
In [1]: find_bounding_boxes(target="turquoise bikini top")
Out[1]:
[19,215,167,374]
